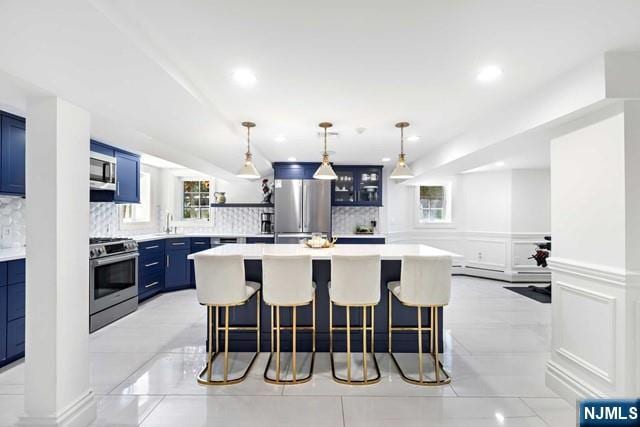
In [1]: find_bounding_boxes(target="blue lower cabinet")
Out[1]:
[189,238,211,287]
[335,237,386,244]
[0,259,26,367]
[6,317,25,359]
[139,270,163,301]
[0,286,6,362]
[246,237,274,244]
[165,239,191,291]
[7,282,24,321]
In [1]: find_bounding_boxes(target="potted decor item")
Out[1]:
[214,192,226,204]
[261,178,273,204]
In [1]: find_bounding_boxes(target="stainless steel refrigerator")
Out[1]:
[274,179,331,243]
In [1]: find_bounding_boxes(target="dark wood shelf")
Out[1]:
[210,203,274,208]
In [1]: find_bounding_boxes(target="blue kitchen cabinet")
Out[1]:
[138,239,165,301]
[332,165,383,207]
[246,237,275,244]
[189,237,211,287]
[0,258,25,367]
[0,113,26,196]
[273,162,321,180]
[114,151,140,203]
[335,237,386,244]
[90,140,140,204]
[0,286,6,363]
[164,238,191,291]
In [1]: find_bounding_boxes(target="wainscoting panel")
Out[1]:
[555,280,616,384]
[464,238,507,271]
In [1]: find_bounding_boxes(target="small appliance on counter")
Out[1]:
[261,212,274,234]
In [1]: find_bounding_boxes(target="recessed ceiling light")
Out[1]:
[287,157,296,162]
[381,157,391,162]
[407,135,420,142]
[274,135,286,143]
[494,161,505,167]
[476,65,503,83]
[232,68,257,87]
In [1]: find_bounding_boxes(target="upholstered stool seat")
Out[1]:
[194,253,261,386]
[329,254,382,385]
[262,254,316,384]
[387,255,451,386]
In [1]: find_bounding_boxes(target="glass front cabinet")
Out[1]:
[331,165,383,206]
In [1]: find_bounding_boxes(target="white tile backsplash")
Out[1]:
[89,203,379,237]
[332,206,380,234]
[0,196,25,248]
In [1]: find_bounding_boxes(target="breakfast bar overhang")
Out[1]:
[188,243,458,353]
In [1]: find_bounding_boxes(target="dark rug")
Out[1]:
[504,286,551,303]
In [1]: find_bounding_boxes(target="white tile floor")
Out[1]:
[0,276,577,426]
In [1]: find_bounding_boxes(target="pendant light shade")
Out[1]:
[390,122,414,180]
[237,121,260,179]
[313,122,337,180]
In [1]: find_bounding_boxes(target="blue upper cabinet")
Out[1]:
[273,162,321,180]
[332,165,383,206]
[115,151,140,203]
[90,140,140,204]
[0,113,26,196]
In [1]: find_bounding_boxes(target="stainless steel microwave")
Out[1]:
[90,151,116,191]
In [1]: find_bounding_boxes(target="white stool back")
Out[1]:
[400,255,451,306]
[262,255,313,306]
[194,254,247,305]
[330,254,381,305]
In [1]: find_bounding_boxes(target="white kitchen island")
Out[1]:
[188,243,458,353]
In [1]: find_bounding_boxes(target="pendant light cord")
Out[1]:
[400,126,405,156]
[246,125,251,155]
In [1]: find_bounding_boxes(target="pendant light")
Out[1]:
[390,121,414,180]
[313,122,337,180]
[237,121,260,179]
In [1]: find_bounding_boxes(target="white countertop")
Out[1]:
[188,243,459,261]
[0,247,26,262]
[133,233,274,242]
[333,233,386,239]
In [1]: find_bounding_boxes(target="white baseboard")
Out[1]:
[456,266,551,283]
[18,390,96,427]
[546,360,606,403]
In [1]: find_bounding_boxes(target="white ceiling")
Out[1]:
[1,0,640,176]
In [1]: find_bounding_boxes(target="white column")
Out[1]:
[547,101,640,401]
[21,97,95,426]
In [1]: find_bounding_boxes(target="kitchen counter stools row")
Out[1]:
[192,251,451,386]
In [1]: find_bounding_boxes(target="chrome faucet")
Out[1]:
[165,213,174,234]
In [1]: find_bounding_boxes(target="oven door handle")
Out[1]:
[91,252,139,267]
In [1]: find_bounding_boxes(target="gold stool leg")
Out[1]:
[312,294,316,353]
[207,306,213,382]
[256,291,261,352]
[388,290,392,352]
[276,305,281,383]
[329,300,333,353]
[434,308,440,384]
[371,305,375,354]
[363,306,367,382]
[417,307,424,383]
[292,306,297,383]
[224,306,229,382]
[346,305,351,383]
[215,306,220,352]
[270,305,274,354]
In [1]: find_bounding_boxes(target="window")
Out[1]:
[418,185,451,224]
[122,172,151,223]
[183,180,210,220]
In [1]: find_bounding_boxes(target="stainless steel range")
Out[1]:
[89,237,139,332]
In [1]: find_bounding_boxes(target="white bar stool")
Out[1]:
[194,254,261,385]
[262,254,316,384]
[329,254,381,385]
[387,255,451,385]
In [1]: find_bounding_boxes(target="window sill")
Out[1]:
[414,222,457,230]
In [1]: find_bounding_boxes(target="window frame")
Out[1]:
[181,178,211,221]
[414,182,455,228]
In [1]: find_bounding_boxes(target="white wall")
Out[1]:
[215,175,274,204]
[384,167,551,281]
